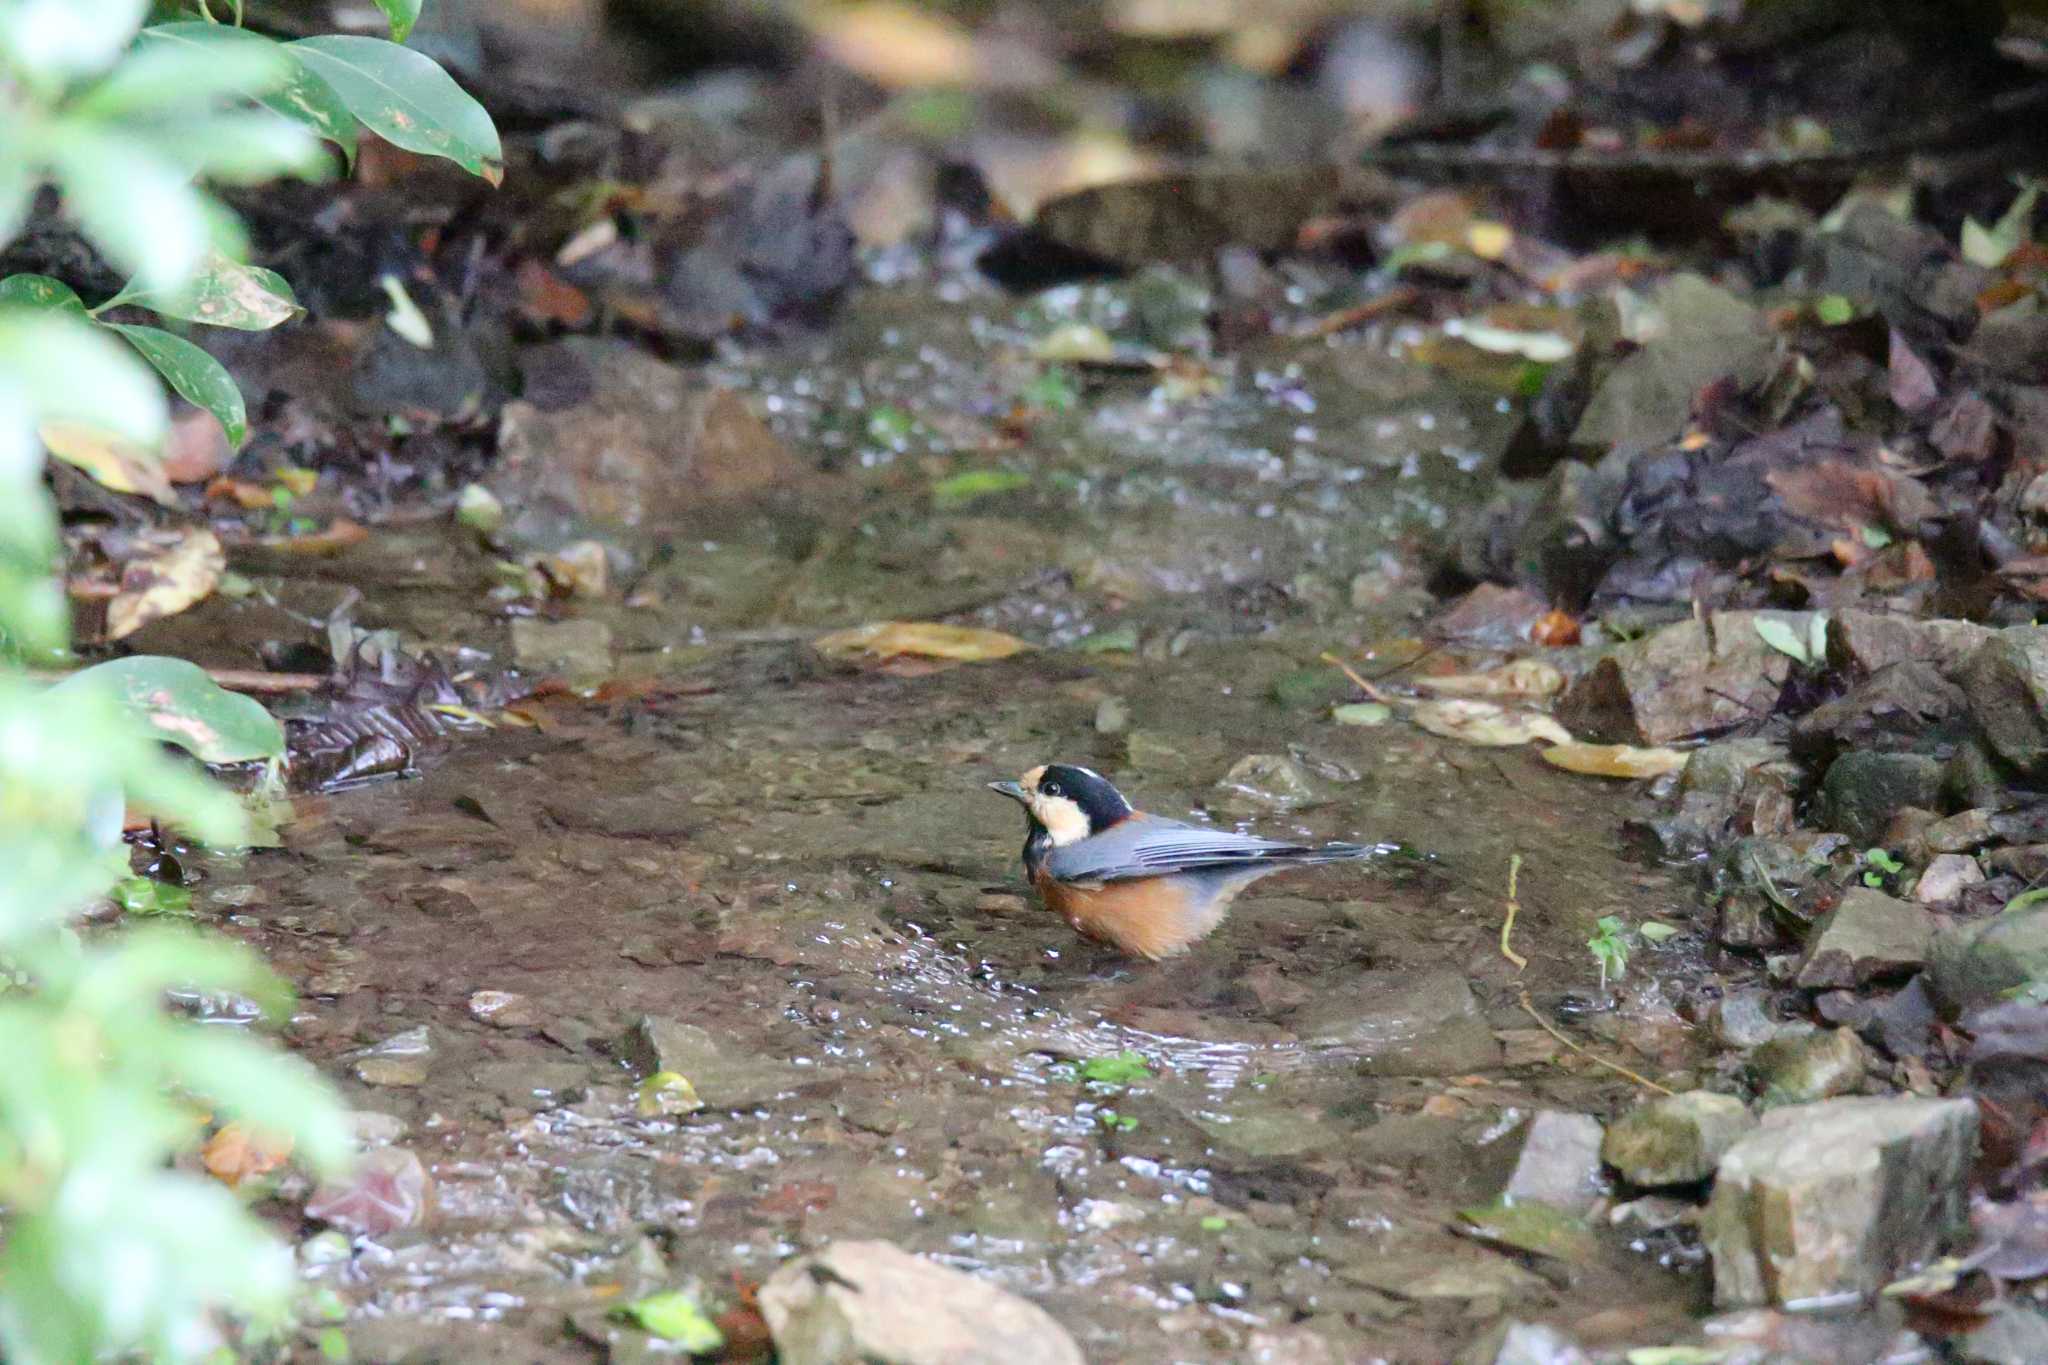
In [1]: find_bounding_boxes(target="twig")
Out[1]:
[1319,651,1398,703]
[200,668,328,695]
[1499,852,1527,970]
[1516,988,1675,1096]
[1298,285,1422,340]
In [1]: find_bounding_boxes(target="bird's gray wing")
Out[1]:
[1045,817,1352,884]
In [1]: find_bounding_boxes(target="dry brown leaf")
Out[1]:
[1406,698,1573,748]
[1539,742,1688,779]
[108,528,224,640]
[40,420,175,506]
[255,519,370,557]
[201,1121,294,1189]
[1766,459,1936,533]
[1412,659,1566,700]
[814,621,1032,663]
[162,408,231,485]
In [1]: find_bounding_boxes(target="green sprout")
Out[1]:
[1588,916,1630,991]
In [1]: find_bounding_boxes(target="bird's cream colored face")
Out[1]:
[1018,764,1090,845]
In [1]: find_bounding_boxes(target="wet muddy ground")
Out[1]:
[167,282,1718,1360]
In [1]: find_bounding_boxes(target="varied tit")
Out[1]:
[987,763,1377,959]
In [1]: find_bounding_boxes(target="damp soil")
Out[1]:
[162,281,1715,1361]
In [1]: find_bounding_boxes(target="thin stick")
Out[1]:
[1516,988,1675,1096]
[1319,651,1397,703]
[1499,852,1527,970]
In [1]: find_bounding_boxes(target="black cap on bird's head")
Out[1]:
[988,762,1133,846]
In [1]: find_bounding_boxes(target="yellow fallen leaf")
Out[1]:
[1407,698,1574,747]
[813,620,1032,663]
[1412,659,1566,700]
[1466,220,1514,260]
[201,1121,293,1189]
[41,420,174,506]
[108,528,224,640]
[1539,742,1689,779]
[807,1,980,89]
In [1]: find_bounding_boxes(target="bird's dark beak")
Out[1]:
[987,780,1028,803]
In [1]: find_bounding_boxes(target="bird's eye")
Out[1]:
[1042,782,1064,798]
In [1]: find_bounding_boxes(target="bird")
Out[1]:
[987,763,1378,959]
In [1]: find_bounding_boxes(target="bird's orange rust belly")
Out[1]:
[1033,869,1235,960]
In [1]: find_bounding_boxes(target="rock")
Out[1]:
[1093,696,1128,734]
[489,340,807,550]
[759,1240,1083,1365]
[1602,1091,1757,1187]
[473,1059,589,1107]
[1556,612,1798,745]
[1927,903,2048,1017]
[1215,753,1318,810]
[1712,988,1781,1049]
[305,1144,432,1238]
[1293,970,1502,1076]
[1916,853,1985,905]
[1748,1027,1869,1107]
[1681,738,1796,799]
[1927,807,1998,853]
[624,1015,804,1109]
[1818,752,1945,845]
[1962,1303,2048,1364]
[1791,661,1970,761]
[467,989,540,1027]
[1498,1111,1606,1217]
[1453,1319,1591,1365]
[1245,1325,1344,1364]
[348,1026,432,1088]
[1702,1096,1978,1306]
[1795,888,1934,989]
[346,1110,407,1146]
[1876,976,1938,1058]
[1959,626,2048,775]
[1827,610,1993,679]
[510,617,613,676]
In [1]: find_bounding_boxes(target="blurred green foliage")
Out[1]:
[0,1,497,1358]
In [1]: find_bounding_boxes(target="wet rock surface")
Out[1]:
[1702,1096,1977,1306]
[1602,1091,1756,1188]
[759,1240,1085,1365]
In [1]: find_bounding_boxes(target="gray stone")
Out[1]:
[1556,612,1796,745]
[1749,1027,1869,1108]
[760,1240,1083,1365]
[1915,854,1985,905]
[1960,625,2048,774]
[510,617,612,676]
[348,1026,432,1088]
[473,1059,589,1107]
[1711,988,1780,1049]
[1795,887,1934,989]
[1928,903,2048,1018]
[1453,1320,1591,1365]
[1602,1090,1756,1187]
[467,989,540,1027]
[1702,1096,1977,1307]
[1680,738,1796,799]
[624,1014,804,1109]
[1962,1304,2048,1364]
[1792,660,1969,759]
[1499,1111,1606,1216]
[1293,970,1502,1076]
[1215,753,1318,811]
[1818,751,1944,845]
[1927,807,1998,853]
[1093,696,1129,734]
[1827,610,1993,678]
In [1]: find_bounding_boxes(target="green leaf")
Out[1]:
[613,1291,724,1352]
[1864,848,1904,875]
[1860,525,1893,549]
[109,248,301,331]
[1813,294,1855,326]
[1199,1215,1229,1231]
[371,0,422,42]
[135,24,357,164]
[1963,180,2041,269]
[287,36,503,184]
[1332,701,1392,727]
[0,274,88,316]
[1077,1050,1153,1086]
[52,656,285,763]
[1807,612,1828,665]
[76,26,287,116]
[45,126,216,293]
[1638,921,1679,943]
[0,0,150,87]
[931,469,1029,507]
[105,323,248,447]
[151,1027,355,1174]
[2005,887,2048,915]
[0,311,168,478]
[112,875,194,917]
[1074,625,1138,654]
[1752,616,1809,665]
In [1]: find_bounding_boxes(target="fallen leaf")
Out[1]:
[813,621,1032,663]
[514,258,593,327]
[1766,459,1936,533]
[40,420,175,505]
[201,1121,294,1189]
[205,475,278,509]
[1332,701,1392,726]
[255,519,370,556]
[1406,698,1573,747]
[305,1145,430,1237]
[1411,659,1565,700]
[1530,610,1580,646]
[1888,329,1940,413]
[108,528,225,640]
[1540,742,1689,778]
[808,1,980,89]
